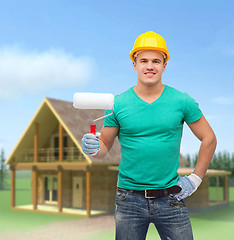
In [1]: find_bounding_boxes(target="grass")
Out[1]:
[209,186,225,201]
[1,177,234,240]
[0,177,82,234]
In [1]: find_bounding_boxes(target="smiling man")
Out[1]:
[132,50,167,103]
[81,31,217,240]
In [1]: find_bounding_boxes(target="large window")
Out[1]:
[54,136,68,161]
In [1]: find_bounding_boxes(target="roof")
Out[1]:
[6,97,121,165]
[178,168,231,176]
[108,166,232,176]
[179,154,189,166]
[46,97,121,164]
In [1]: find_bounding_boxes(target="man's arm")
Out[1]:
[187,115,217,179]
[92,126,119,159]
[173,115,217,200]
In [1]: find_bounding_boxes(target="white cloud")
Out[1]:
[212,96,233,105]
[0,46,95,100]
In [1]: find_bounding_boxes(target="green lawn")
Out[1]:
[209,186,225,201]
[1,177,234,240]
[0,177,81,234]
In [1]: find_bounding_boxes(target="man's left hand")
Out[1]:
[172,173,202,201]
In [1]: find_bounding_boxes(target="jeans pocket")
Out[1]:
[116,188,129,202]
[169,195,186,207]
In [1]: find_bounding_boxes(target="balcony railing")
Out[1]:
[24,147,86,163]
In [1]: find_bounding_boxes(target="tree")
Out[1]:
[188,151,234,174]
[209,152,218,169]
[192,153,198,168]
[0,148,8,190]
[186,154,191,167]
[231,153,234,175]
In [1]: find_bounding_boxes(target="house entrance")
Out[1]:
[44,176,58,204]
[73,176,83,208]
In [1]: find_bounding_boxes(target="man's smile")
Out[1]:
[144,72,156,76]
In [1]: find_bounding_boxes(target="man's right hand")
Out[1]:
[81,133,100,156]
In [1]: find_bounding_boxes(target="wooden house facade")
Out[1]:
[5,97,231,217]
[6,97,121,217]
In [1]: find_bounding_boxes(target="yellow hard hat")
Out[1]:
[130,31,170,62]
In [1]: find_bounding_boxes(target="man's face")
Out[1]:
[133,50,167,86]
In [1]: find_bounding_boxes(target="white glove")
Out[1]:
[173,173,202,200]
[81,132,101,156]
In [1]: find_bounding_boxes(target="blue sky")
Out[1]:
[0,0,234,159]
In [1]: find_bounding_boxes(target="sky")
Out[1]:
[0,0,234,160]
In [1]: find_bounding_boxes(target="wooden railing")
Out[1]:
[24,147,86,162]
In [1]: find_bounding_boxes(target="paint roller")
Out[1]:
[73,92,114,135]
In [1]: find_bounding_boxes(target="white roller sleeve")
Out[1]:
[73,92,114,110]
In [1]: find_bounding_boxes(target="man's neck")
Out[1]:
[133,81,164,98]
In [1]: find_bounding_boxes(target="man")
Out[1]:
[81,31,217,240]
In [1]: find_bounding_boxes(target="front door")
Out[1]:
[73,176,83,208]
[44,176,58,204]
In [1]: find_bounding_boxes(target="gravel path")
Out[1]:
[1,215,115,240]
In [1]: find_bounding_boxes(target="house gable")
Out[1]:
[5,99,90,165]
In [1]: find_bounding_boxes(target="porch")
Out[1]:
[14,204,108,217]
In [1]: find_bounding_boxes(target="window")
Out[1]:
[53,136,68,161]
[44,176,58,204]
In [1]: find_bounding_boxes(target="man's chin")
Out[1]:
[142,80,161,86]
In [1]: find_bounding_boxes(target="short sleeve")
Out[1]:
[184,93,203,123]
[104,109,120,127]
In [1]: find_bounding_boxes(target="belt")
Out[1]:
[118,185,182,199]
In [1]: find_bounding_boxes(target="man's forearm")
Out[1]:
[92,139,108,159]
[193,136,217,179]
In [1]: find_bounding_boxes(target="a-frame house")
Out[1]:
[5,97,121,217]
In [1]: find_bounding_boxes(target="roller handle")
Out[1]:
[90,124,96,135]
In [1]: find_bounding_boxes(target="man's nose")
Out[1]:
[146,61,154,70]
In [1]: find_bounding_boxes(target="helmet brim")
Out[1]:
[130,47,170,62]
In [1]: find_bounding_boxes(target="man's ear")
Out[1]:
[163,62,167,72]
[133,61,136,71]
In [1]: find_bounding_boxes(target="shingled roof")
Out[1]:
[46,97,121,164]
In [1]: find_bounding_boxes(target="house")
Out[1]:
[5,97,121,217]
[177,168,231,213]
[5,97,231,217]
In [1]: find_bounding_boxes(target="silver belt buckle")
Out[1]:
[145,190,155,199]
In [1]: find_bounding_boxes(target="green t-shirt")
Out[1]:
[104,84,203,190]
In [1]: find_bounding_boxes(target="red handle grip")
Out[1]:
[90,124,96,135]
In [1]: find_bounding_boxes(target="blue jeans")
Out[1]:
[115,187,193,240]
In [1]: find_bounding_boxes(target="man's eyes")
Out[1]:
[140,60,161,63]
